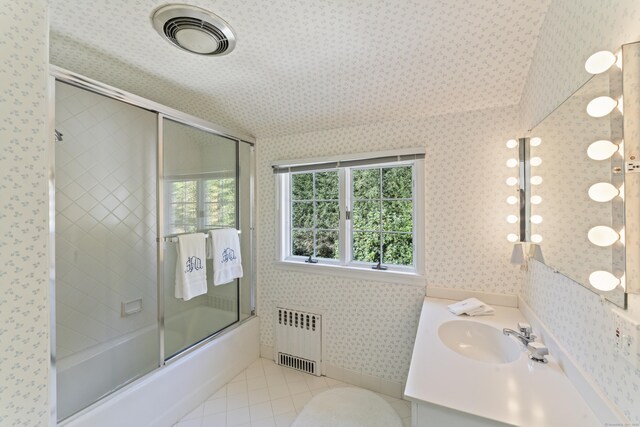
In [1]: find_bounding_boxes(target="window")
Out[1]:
[167,175,236,234]
[275,150,424,276]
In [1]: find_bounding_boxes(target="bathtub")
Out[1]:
[58,308,259,426]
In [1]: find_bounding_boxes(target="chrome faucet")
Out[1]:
[503,322,536,346]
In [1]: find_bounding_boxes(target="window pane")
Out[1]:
[292,173,313,200]
[316,201,339,229]
[382,200,413,232]
[222,205,236,227]
[383,233,413,265]
[206,202,221,222]
[292,202,313,228]
[353,231,380,262]
[205,180,221,202]
[382,166,412,199]
[292,229,314,256]
[316,230,339,259]
[352,168,380,199]
[221,178,235,202]
[353,201,380,231]
[315,171,339,199]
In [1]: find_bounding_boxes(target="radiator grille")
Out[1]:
[275,307,322,376]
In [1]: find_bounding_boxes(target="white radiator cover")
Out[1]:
[275,307,322,376]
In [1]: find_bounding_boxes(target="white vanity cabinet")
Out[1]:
[404,298,599,427]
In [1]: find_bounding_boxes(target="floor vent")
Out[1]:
[275,307,322,376]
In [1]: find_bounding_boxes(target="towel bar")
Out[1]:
[161,230,241,243]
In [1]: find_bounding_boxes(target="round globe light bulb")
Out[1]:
[507,233,519,243]
[617,96,623,114]
[531,234,543,244]
[584,50,616,74]
[589,270,620,291]
[531,176,543,185]
[530,157,542,167]
[531,195,542,205]
[588,182,619,202]
[587,96,617,118]
[530,137,541,147]
[506,139,518,149]
[615,50,623,70]
[506,177,518,186]
[618,140,624,156]
[587,140,618,160]
[506,215,519,224]
[587,226,619,247]
[507,196,518,205]
[531,215,543,224]
[506,158,518,168]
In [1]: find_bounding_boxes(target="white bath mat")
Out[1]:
[292,387,403,427]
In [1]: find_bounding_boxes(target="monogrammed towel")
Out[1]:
[175,233,207,300]
[208,229,243,285]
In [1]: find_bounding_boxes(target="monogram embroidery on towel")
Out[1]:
[185,256,203,273]
[221,248,237,263]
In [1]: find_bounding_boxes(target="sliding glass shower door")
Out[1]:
[161,118,241,359]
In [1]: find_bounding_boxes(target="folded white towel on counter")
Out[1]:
[208,228,243,285]
[175,233,208,301]
[447,297,495,316]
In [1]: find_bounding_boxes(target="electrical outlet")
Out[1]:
[625,161,640,173]
[613,310,640,366]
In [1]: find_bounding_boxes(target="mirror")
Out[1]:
[527,43,637,308]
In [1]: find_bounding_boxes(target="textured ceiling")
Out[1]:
[50,0,550,138]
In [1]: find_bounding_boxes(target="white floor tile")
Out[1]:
[270,396,295,416]
[174,358,410,427]
[203,397,226,415]
[249,401,273,421]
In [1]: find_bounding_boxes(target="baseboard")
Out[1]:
[426,286,518,308]
[518,296,628,425]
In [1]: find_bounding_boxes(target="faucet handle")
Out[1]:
[517,322,532,337]
[527,342,549,363]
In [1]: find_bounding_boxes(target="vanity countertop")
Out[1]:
[404,297,600,427]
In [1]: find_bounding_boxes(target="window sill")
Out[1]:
[273,260,426,286]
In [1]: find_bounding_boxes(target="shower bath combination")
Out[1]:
[49,67,256,422]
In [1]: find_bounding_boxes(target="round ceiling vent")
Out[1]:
[152,4,236,56]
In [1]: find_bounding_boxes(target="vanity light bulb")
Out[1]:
[506,158,518,168]
[507,196,518,205]
[530,137,541,147]
[506,139,518,149]
[617,96,623,114]
[507,233,519,243]
[587,140,618,161]
[531,234,543,244]
[530,176,543,185]
[584,50,616,74]
[506,177,518,186]
[615,50,623,70]
[530,157,542,167]
[531,195,542,205]
[618,140,624,156]
[531,215,543,224]
[587,225,619,247]
[587,96,617,118]
[620,183,625,201]
[588,182,619,202]
[506,215,519,224]
[589,270,620,292]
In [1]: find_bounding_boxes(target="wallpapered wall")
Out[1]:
[0,0,50,425]
[257,106,522,384]
[519,0,640,423]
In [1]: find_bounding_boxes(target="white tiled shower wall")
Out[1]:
[0,1,50,425]
[257,106,522,386]
[519,0,640,423]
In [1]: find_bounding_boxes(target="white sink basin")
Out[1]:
[438,320,522,364]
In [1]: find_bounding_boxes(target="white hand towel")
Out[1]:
[208,228,243,285]
[175,233,207,301]
[447,297,494,316]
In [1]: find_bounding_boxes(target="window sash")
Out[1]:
[283,160,419,273]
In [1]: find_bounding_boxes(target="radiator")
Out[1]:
[275,307,322,376]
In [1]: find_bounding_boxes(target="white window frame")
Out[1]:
[274,150,425,285]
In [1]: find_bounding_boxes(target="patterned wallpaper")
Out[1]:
[0,1,50,426]
[257,106,522,383]
[519,0,640,423]
[49,0,550,138]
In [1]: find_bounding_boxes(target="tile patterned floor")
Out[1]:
[173,358,412,427]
